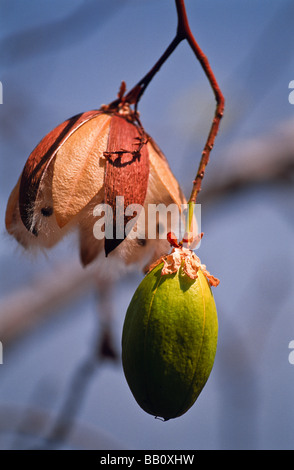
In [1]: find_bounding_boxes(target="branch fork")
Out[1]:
[109,0,225,245]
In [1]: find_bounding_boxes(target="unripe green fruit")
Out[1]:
[122,262,218,420]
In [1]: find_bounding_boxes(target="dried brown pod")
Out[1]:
[19,110,102,233]
[52,113,110,228]
[78,135,188,271]
[103,115,149,255]
[5,104,191,271]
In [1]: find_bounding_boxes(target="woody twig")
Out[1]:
[109,0,225,244]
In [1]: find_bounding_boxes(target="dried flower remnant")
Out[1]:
[148,244,220,287]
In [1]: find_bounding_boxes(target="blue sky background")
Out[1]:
[0,0,294,450]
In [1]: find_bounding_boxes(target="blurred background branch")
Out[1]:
[0,0,128,66]
[0,259,94,345]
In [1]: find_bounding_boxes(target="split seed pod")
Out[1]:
[5,104,189,272]
[122,247,219,420]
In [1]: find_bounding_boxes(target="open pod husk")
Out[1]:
[6,106,198,272]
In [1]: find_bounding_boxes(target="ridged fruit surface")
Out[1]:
[122,262,218,420]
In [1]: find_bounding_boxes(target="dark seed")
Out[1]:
[41,207,53,217]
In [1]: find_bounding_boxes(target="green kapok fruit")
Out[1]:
[122,247,219,421]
